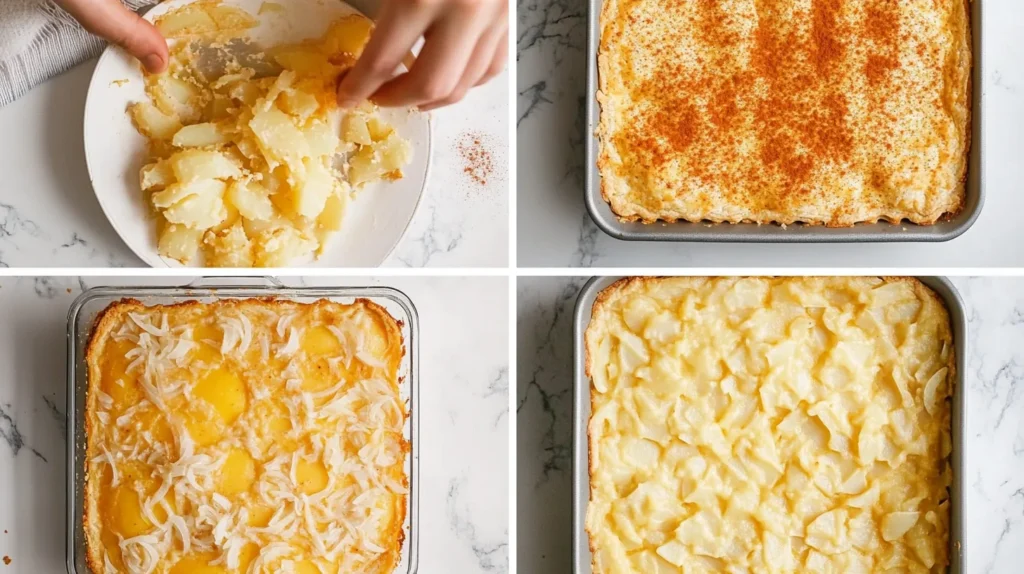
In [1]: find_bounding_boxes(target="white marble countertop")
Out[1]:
[517,0,1024,268]
[517,276,1024,573]
[0,60,508,268]
[0,276,509,573]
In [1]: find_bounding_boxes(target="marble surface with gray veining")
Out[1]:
[0,276,509,573]
[517,0,1024,268]
[517,276,1024,573]
[0,55,508,268]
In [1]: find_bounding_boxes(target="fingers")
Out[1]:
[336,1,435,108]
[419,25,507,111]
[370,12,483,109]
[477,29,508,87]
[56,0,168,73]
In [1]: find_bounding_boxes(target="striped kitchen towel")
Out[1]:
[0,0,154,107]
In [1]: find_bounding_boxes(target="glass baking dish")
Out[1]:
[65,277,420,574]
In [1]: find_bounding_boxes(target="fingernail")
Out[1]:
[142,53,164,73]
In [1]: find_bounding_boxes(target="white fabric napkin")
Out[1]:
[0,0,154,107]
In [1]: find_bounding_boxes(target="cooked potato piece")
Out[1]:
[253,226,316,267]
[140,161,175,191]
[172,122,229,147]
[242,213,290,236]
[317,192,348,232]
[322,15,374,58]
[228,80,262,106]
[260,71,297,112]
[152,178,226,210]
[150,76,202,123]
[271,47,336,77]
[279,90,320,123]
[378,132,413,172]
[130,102,182,141]
[203,223,254,267]
[206,95,234,121]
[163,187,228,230]
[342,114,372,146]
[156,6,217,37]
[207,5,259,32]
[169,149,241,183]
[227,179,275,221]
[294,160,335,218]
[306,120,341,157]
[131,10,412,268]
[249,106,309,172]
[366,116,394,142]
[348,145,383,187]
[158,223,203,263]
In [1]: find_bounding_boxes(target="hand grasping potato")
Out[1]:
[336,0,509,111]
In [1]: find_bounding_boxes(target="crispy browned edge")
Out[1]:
[82,297,409,574]
[582,277,955,573]
[595,0,972,228]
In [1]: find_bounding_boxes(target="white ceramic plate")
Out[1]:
[83,0,431,268]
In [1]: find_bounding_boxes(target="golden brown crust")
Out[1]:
[84,297,408,574]
[583,276,955,573]
[596,1,972,227]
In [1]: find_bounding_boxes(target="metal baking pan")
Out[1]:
[585,1,984,242]
[572,276,965,572]
[65,277,420,574]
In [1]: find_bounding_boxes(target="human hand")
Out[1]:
[337,0,508,111]
[55,0,168,73]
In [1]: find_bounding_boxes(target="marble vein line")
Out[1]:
[486,367,510,427]
[0,403,46,462]
[394,205,464,267]
[446,478,509,573]
[42,395,66,442]
[517,279,582,483]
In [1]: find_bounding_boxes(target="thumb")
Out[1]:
[56,0,168,73]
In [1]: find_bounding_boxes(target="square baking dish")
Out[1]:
[585,1,984,243]
[65,277,420,574]
[572,276,966,572]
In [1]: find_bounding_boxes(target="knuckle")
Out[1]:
[419,79,453,102]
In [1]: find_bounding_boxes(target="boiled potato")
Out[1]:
[252,226,316,267]
[130,102,182,141]
[306,120,341,157]
[294,159,334,218]
[271,47,336,77]
[152,178,226,210]
[131,10,412,267]
[149,75,202,123]
[366,116,394,142]
[317,192,348,232]
[204,223,254,267]
[378,132,413,172]
[156,6,217,37]
[172,123,229,147]
[163,188,228,230]
[279,89,319,123]
[158,223,203,263]
[207,5,258,32]
[227,179,274,221]
[321,15,374,58]
[348,145,383,187]
[342,114,372,146]
[249,106,309,171]
[140,161,175,191]
[169,150,241,183]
